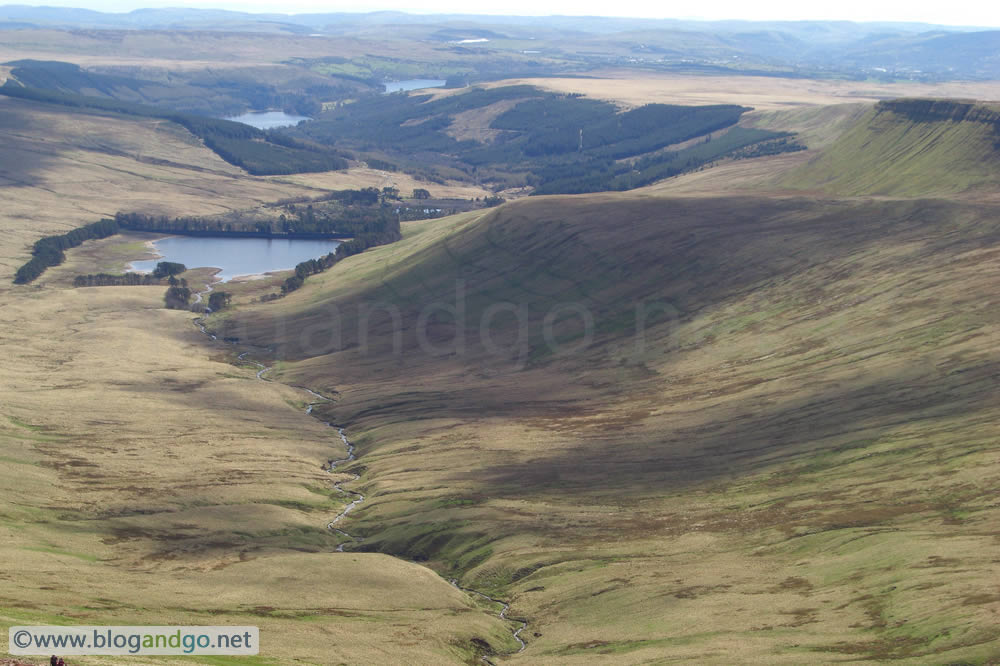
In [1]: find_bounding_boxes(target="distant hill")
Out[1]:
[829,30,1000,78]
[3,58,364,117]
[781,98,1000,196]
[1,7,998,79]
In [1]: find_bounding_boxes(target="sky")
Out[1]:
[21,0,1000,28]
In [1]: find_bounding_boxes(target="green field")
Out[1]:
[781,99,1000,196]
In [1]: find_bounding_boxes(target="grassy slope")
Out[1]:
[0,287,512,665]
[0,103,514,665]
[475,74,1000,111]
[779,100,1000,196]
[216,191,1000,662]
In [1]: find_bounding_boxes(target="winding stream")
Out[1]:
[450,579,528,661]
[233,353,364,546]
[194,310,528,658]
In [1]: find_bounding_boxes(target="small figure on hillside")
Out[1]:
[50,656,58,666]
[57,659,66,666]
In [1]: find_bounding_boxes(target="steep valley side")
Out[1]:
[215,192,1000,662]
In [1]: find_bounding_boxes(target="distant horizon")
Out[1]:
[1,2,998,30]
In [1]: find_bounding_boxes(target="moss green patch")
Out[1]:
[782,101,1000,196]
[23,545,100,562]
[173,655,282,666]
[8,415,45,431]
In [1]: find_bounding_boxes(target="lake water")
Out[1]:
[130,236,341,282]
[225,111,311,129]
[384,79,447,94]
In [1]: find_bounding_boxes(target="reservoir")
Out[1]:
[225,111,311,129]
[384,79,447,94]
[130,236,341,282]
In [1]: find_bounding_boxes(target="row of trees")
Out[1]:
[14,218,119,284]
[0,83,350,176]
[274,225,403,298]
[74,272,160,287]
[73,264,188,288]
[116,199,401,238]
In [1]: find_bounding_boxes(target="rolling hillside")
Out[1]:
[213,188,1000,662]
[5,0,1000,656]
[780,98,1000,196]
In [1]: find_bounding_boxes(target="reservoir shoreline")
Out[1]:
[129,234,342,282]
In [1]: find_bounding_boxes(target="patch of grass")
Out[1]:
[22,545,100,562]
[8,415,47,431]
[782,100,1000,195]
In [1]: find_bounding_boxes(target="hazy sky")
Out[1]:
[36,0,1000,28]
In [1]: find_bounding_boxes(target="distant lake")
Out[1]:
[384,79,447,94]
[131,236,341,282]
[225,111,311,129]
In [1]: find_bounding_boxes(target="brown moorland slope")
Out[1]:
[214,189,1000,662]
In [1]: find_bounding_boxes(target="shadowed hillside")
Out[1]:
[214,191,1000,662]
[780,98,1000,196]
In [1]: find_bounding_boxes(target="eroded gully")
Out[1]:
[193,311,527,659]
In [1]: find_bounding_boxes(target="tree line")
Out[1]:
[74,272,160,287]
[282,85,761,194]
[73,263,186,287]
[272,225,402,298]
[14,218,119,284]
[72,261,233,314]
[0,83,349,176]
[114,197,399,237]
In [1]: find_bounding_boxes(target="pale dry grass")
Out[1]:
[473,71,1000,110]
[444,98,529,144]
[282,166,491,200]
[0,256,513,666]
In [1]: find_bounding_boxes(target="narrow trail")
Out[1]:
[193,310,528,658]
